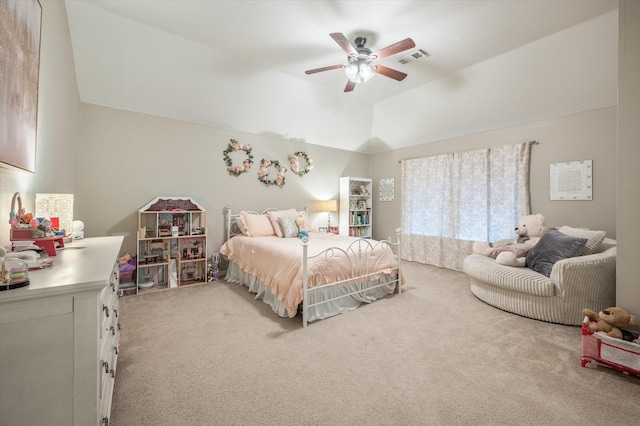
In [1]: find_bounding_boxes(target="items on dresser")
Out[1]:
[10,227,65,256]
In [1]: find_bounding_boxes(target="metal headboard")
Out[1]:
[224,206,307,241]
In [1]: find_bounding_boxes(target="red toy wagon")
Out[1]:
[581,316,640,376]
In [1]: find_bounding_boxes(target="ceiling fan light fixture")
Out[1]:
[306,32,415,91]
[345,60,375,84]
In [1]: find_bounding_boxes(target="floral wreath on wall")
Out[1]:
[288,151,314,177]
[223,139,253,176]
[258,159,287,187]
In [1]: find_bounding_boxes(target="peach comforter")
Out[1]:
[219,232,398,317]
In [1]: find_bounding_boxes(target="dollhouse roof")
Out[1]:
[139,196,205,212]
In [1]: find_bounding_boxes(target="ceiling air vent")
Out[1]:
[398,49,430,64]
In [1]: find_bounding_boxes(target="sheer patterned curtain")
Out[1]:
[401,142,531,270]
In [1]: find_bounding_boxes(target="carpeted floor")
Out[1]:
[110,261,638,425]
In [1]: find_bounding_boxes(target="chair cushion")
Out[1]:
[525,229,587,277]
[463,254,556,296]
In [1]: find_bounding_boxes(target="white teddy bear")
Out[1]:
[472,214,548,267]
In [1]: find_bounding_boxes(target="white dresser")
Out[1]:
[0,236,124,426]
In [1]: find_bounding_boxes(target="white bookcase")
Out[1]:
[134,197,207,294]
[339,177,373,238]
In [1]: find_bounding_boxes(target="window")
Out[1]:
[400,142,531,270]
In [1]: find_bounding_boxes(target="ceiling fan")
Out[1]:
[305,32,416,92]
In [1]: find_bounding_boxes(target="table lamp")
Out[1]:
[321,199,337,232]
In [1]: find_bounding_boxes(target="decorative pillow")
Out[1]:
[278,216,299,238]
[266,209,297,238]
[235,217,248,236]
[525,228,587,277]
[557,226,606,256]
[240,211,275,237]
[488,243,533,259]
[296,211,316,232]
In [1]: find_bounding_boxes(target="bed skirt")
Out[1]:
[225,261,396,323]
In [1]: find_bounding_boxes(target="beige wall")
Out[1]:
[369,107,617,242]
[0,0,80,246]
[77,104,369,254]
[616,1,640,324]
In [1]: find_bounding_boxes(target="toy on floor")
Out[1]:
[583,307,638,340]
[472,214,548,266]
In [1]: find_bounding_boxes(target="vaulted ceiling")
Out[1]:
[64,0,618,153]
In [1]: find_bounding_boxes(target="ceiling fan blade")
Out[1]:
[305,64,344,75]
[373,65,408,81]
[372,37,416,60]
[330,32,357,56]
[344,80,356,92]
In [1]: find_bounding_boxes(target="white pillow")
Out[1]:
[266,209,297,238]
[557,226,606,256]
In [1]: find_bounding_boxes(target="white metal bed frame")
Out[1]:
[223,207,402,327]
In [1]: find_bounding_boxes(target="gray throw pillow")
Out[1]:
[525,228,587,277]
[278,216,299,238]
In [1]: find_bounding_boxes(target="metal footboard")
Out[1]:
[301,229,402,327]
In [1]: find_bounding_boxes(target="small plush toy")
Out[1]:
[30,219,55,239]
[298,229,309,239]
[119,252,133,265]
[472,214,548,266]
[583,307,638,339]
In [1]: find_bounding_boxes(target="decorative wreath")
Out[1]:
[223,139,253,177]
[258,159,287,187]
[288,151,314,177]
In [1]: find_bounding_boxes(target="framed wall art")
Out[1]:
[550,160,593,200]
[379,178,394,201]
[0,0,42,173]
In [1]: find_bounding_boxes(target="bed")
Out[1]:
[219,207,402,327]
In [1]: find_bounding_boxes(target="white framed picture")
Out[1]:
[550,160,592,200]
[379,178,394,201]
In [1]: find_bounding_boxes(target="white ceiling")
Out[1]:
[64,0,619,153]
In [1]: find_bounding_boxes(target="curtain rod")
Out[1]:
[398,140,539,163]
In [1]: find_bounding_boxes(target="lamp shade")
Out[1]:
[345,61,375,84]
[321,200,338,212]
[35,193,73,234]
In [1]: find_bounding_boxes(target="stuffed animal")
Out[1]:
[472,214,548,266]
[30,219,55,239]
[583,307,638,340]
[119,252,134,265]
[298,229,309,239]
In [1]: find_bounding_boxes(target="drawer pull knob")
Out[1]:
[103,360,109,374]
[110,368,115,378]
[102,416,109,425]
[103,305,110,317]
[114,346,119,355]
[114,309,118,318]
[110,326,115,336]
